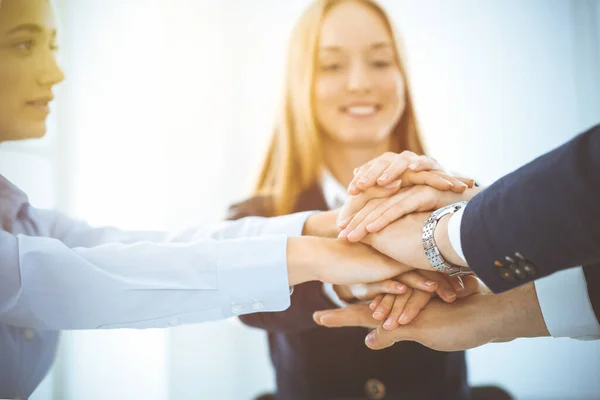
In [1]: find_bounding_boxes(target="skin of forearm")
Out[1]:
[286,237,318,286]
[488,282,550,341]
[303,211,339,238]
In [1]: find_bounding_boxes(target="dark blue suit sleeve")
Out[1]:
[461,124,600,292]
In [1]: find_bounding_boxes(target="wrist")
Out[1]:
[434,214,468,267]
[303,211,340,238]
[286,237,317,285]
[491,283,550,340]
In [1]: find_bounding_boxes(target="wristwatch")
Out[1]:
[422,201,472,276]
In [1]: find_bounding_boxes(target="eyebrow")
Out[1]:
[7,23,44,35]
[319,42,393,52]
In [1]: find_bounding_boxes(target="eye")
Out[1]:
[13,40,34,52]
[320,63,343,72]
[372,60,392,69]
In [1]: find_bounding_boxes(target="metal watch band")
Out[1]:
[422,201,472,276]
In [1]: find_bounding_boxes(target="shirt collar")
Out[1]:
[320,170,349,210]
[0,174,30,223]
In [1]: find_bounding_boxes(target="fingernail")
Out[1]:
[384,179,402,189]
[443,179,454,187]
[338,228,350,238]
[377,174,389,182]
[383,318,393,329]
[366,222,381,232]
[398,312,406,323]
[348,184,358,193]
[373,311,383,319]
[395,284,406,292]
[444,290,457,299]
[366,332,376,345]
[424,280,437,287]
[346,229,360,241]
[369,302,377,310]
[358,176,369,184]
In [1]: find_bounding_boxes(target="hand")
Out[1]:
[316,282,548,352]
[333,269,455,303]
[286,237,413,286]
[348,151,474,195]
[339,186,482,242]
[317,274,486,330]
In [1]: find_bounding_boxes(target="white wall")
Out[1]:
[11,0,600,399]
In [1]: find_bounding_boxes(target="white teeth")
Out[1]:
[347,106,376,116]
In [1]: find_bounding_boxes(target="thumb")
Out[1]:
[314,304,379,329]
[365,324,414,350]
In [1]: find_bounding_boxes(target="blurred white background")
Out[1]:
[1,0,599,399]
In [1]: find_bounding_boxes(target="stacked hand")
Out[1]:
[294,151,501,351]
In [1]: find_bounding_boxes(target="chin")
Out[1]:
[1,124,47,142]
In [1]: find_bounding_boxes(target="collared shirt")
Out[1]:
[448,206,600,339]
[0,174,312,399]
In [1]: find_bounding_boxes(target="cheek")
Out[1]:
[314,75,343,117]
[0,62,24,112]
[380,72,406,112]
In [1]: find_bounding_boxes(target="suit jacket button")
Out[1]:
[518,260,537,277]
[499,269,516,281]
[508,263,527,280]
[365,378,386,399]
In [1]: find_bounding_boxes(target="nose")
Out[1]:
[346,60,372,94]
[37,50,65,88]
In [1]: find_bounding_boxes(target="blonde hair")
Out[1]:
[254,0,425,216]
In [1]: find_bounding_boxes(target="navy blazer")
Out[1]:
[461,124,600,313]
[231,188,470,400]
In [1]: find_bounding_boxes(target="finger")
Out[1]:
[314,305,379,329]
[365,325,412,350]
[419,270,457,303]
[372,293,395,321]
[455,177,475,188]
[348,162,372,194]
[395,271,439,292]
[370,294,384,311]
[383,289,412,330]
[365,194,426,233]
[355,280,407,301]
[375,158,411,186]
[356,159,395,191]
[402,170,454,191]
[342,199,386,241]
[446,275,465,293]
[398,290,432,325]
[458,275,490,297]
[406,155,442,172]
[338,186,402,229]
[429,171,468,193]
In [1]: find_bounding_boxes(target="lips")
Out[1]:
[341,103,381,117]
[26,96,53,113]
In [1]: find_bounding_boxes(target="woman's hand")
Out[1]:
[333,269,451,303]
[348,151,474,195]
[286,237,414,286]
[339,186,482,242]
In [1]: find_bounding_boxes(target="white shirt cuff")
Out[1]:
[217,235,291,317]
[535,266,600,339]
[447,206,467,263]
